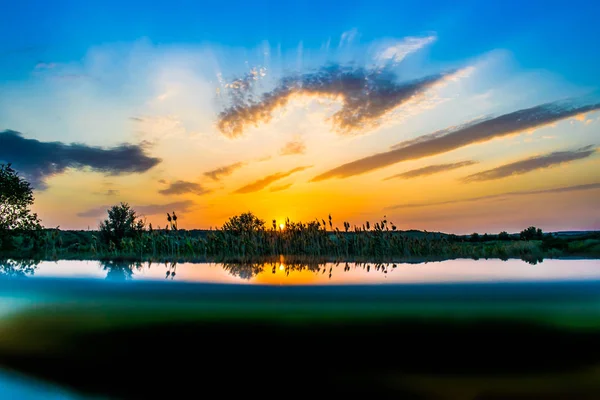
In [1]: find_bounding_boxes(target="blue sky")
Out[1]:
[3,0,599,85]
[1,0,599,232]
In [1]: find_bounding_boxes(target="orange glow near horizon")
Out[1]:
[8,40,599,235]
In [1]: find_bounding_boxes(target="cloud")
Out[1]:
[203,161,246,181]
[384,160,477,180]
[385,182,600,210]
[461,146,596,183]
[0,130,161,189]
[339,28,359,47]
[311,100,600,182]
[105,189,119,196]
[158,180,212,195]
[77,200,196,218]
[374,35,436,65]
[34,62,57,69]
[269,183,293,192]
[280,140,306,156]
[234,166,312,194]
[217,64,455,137]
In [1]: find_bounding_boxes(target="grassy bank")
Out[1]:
[2,226,599,264]
[2,209,600,262]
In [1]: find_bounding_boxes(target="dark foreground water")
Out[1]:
[1,258,600,399]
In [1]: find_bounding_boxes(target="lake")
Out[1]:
[2,257,600,399]
[2,257,600,284]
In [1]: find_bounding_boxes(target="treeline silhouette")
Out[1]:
[7,202,593,262]
[1,160,598,261]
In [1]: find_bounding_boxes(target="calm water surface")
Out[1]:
[2,258,599,284]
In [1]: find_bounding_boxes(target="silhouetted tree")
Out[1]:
[470,233,480,242]
[221,212,265,235]
[0,164,42,250]
[99,203,145,245]
[520,226,543,240]
[498,231,510,241]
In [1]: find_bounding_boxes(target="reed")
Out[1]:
[3,211,595,262]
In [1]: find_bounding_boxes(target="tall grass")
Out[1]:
[20,213,565,263]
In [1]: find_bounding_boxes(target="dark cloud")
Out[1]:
[311,101,600,182]
[234,166,312,194]
[218,65,453,137]
[384,160,477,180]
[461,146,596,182]
[0,130,161,189]
[280,140,306,156]
[158,180,212,196]
[77,200,196,219]
[269,183,293,192]
[204,161,246,181]
[385,182,600,210]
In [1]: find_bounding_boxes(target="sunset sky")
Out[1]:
[1,0,599,234]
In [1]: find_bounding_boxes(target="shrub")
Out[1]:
[520,226,543,240]
[99,203,145,245]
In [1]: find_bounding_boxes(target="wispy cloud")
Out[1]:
[339,28,359,47]
[384,160,477,180]
[462,146,596,183]
[280,140,306,156]
[269,182,293,192]
[218,64,456,137]
[34,62,57,69]
[158,180,212,195]
[374,35,436,65]
[77,200,196,218]
[0,130,161,189]
[311,100,600,182]
[92,189,120,197]
[203,161,246,181]
[234,166,311,194]
[385,182,600,210]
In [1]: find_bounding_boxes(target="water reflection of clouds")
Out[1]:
[2,258,599,285]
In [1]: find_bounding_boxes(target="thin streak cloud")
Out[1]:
[384,160,477,180]
[77,200,196,218]
[234,166,311,194]
[204,161,246,181]
[158,180,212,195]
[269,182,293,192]
[311,101,600,182]
[461,146,597,182]
[385,182,600,210]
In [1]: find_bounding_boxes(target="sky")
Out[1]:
[0,0,599,234]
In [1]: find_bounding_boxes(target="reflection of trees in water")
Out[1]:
[521,254,544,265]
[0,259,40,278]
[101,260,143,280]
[222,261,264,280]
[220,257,395,280]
